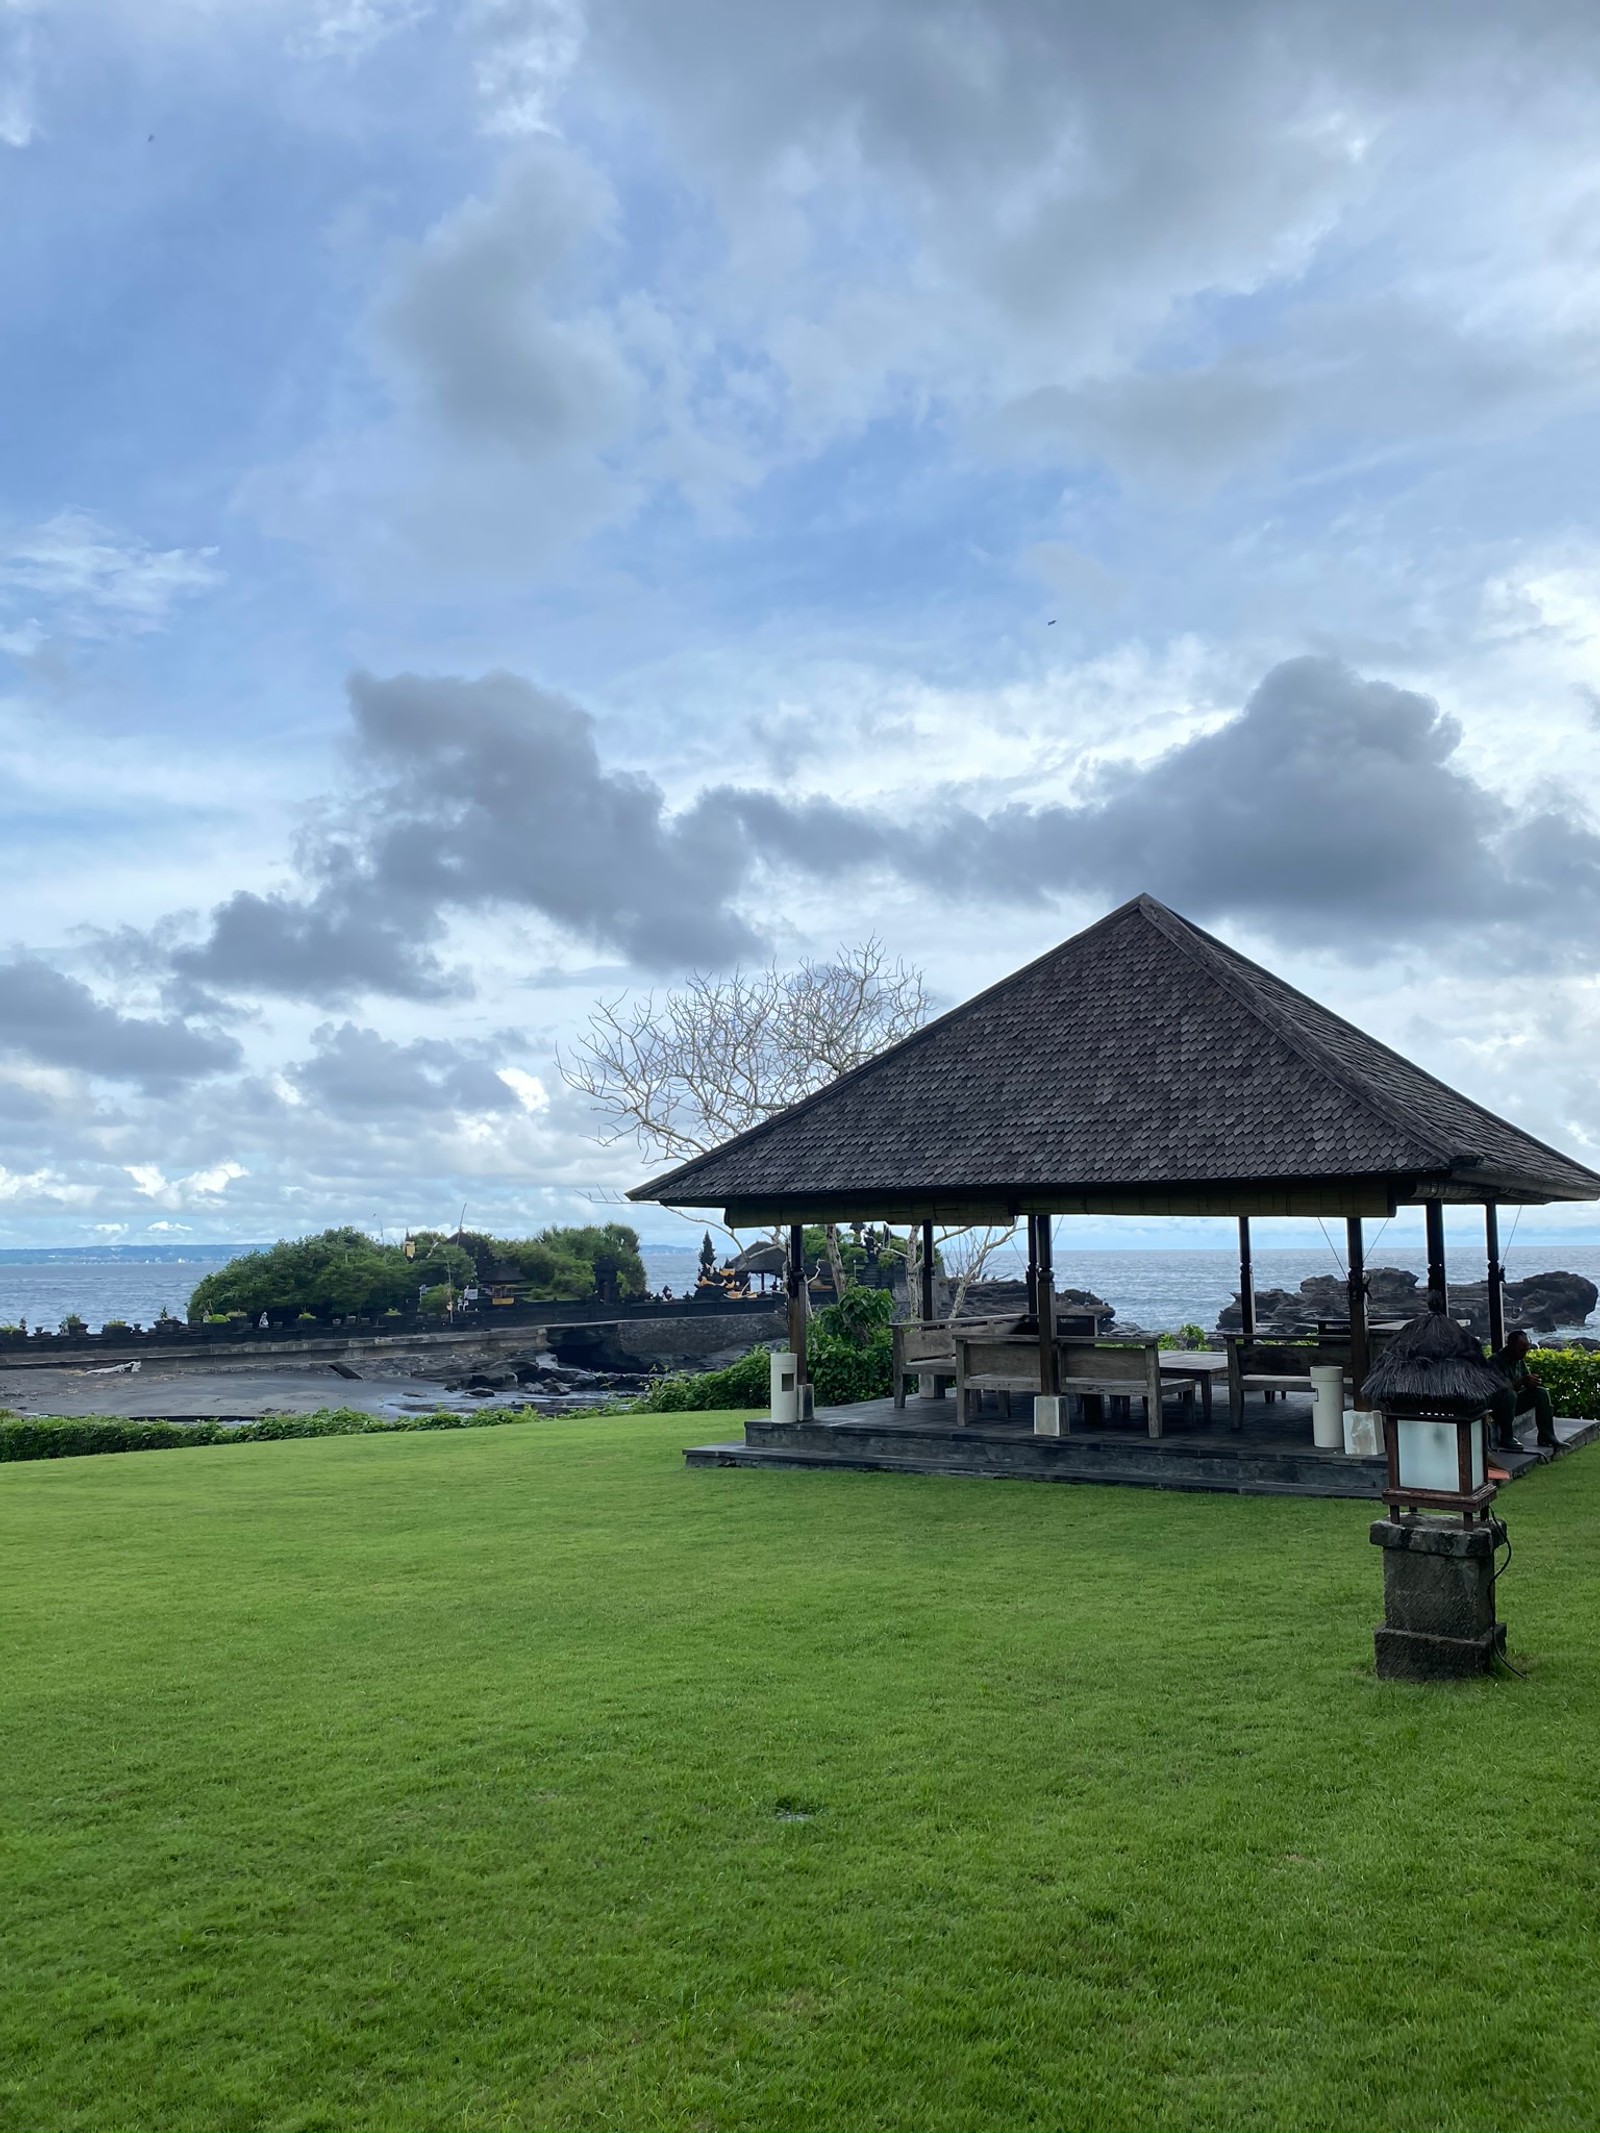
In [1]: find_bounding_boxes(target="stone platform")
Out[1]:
[685,1393,1599,1500]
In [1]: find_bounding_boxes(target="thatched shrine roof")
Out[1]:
[1362,1311,1508,1416]
[629,895,1600,1225]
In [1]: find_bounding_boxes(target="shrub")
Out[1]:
[59,1315,86,1335]
[1528,1346,1600,1420]
[0,1403,611,1464]
[632,1305,896,1415]
[807,1332,892,1404]
[814,1287,894,1343]
[102,1319,131,1334]
[633,1347,773,1412]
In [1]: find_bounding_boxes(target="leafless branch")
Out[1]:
[561,938,930,1166]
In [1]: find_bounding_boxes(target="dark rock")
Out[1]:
[957,1280,1115,1325]
[1213,1262,1593,1339]
[1505,1270,1597,1333]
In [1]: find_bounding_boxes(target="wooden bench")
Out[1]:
[1224,1337,1351,1431]
[893,1311,1104,1408]
[892,1315,1016,1407]
[955,1334,1197,1438]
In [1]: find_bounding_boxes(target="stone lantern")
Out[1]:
[1362,1311,1510,1681]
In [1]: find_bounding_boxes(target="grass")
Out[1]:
[3,1414,1600,2131]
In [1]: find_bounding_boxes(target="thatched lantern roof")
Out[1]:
[1361,1311,1507,1418]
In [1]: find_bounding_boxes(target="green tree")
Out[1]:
[187,1222,647,1322]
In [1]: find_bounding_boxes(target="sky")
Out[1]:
[4,0,1600,1259]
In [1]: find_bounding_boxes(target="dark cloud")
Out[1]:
[174,873,461,1008]
[0,959,242,1090]
[287,1023,522,1119]
[158,655,1600,1003]
[701,654,1600,959]
[173,669,762,1000]
[991,656,1515,930]
[376,146,635,466]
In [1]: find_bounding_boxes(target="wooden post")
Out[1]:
[920,1219,936,1324]
[1024,1212,1039,1326]
[1346,1215,1369,1409]
[787,1222,808,1396]
[1485,1204,1506,1354]
[1036,1214,1059,1396]
[1238,1216,1256,1340]
[1425,1201,1447,1313]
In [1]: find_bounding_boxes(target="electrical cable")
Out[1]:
[1486,1514,1528,1678]
[1316,1217,1346,1276]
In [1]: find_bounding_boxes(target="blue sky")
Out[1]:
[4,0,1600,1254]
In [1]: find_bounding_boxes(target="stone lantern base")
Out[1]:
[1370,1517,1506,1681]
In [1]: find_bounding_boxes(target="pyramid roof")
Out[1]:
[629,896,1600,1225]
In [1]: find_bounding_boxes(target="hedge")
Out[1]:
[632,1326,894,1414]
[0,1404,615,1465]
[1527,1347,1600,1421]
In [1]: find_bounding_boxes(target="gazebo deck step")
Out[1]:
[683,1435,1384,1498]
[682,1409,1598,1500]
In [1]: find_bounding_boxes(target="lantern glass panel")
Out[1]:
[1395,1416,1485,1493]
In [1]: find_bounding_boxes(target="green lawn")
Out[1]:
[4,1415,1599,2132]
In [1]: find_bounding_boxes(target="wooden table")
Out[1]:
[1158,1351,1226,1423]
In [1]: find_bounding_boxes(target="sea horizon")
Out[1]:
[3,1239,1598,1337]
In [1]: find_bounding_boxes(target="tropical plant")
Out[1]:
[187,1223,647,1323]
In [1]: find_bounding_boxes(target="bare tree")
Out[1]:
[564,940,928,1162]
[562,940,930,1288]
[903,1218,1018,1321]
[938,1223,1019,1321]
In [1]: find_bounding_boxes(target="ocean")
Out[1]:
[5,1241,1598,1337]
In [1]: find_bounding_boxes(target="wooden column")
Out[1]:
[1485,1204,1506,1354]
[1035,1213,1059,1396]
[1024,1213,1039,1325]
[1346,1215,1370,1408]
[1238,1216,1256,1340]
[1425,1201,1448,1313]
[787,1223,808,1392]
[920,1219,936,1323]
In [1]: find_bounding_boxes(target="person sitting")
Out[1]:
[1489,1329,1557,1452]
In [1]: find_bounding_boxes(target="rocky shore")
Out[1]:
[1215,1266,1598,1341]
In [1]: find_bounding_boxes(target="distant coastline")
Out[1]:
[0,1245,272,1264]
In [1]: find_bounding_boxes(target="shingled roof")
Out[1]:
[629,895,1600,1224]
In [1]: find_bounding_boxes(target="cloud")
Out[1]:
[472,0,585,135]
[250,140,644,577]
[996,656,1512,930]
[1013,655,1600,950]
[173,874,462,1008]
[287,0,426,60]
[152,654,1600,1004]
[375,144,634,464]
[0,959,242,1089]
[287,1021,525,1117]
[172,668,764,997]
[126,1159,247,1207]
[0,0,38,149]
[0,511,222,656]
[689,654,1600,962]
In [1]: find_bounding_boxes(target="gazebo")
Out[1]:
[630,895,1600,1496]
